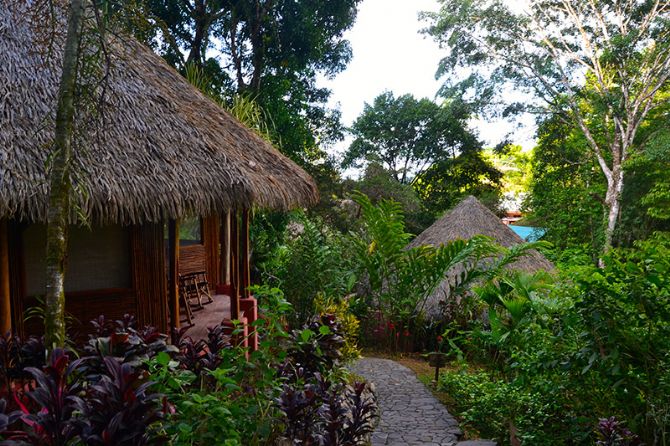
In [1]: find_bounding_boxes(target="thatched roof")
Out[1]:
[409,196,554,272]
[0,3,318,225]
[408,196,554,317]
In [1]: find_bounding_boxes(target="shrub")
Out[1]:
[260,213,357,328]
[441,234,670,444]
[0,291,378,446]
[349,191,543,352]
[314,294,361,361]
[0,333,46,395]
[155,287,378,445]
[276,374,377,445]
[438,369,573,446]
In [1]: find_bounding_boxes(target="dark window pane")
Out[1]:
[179,217,202,246]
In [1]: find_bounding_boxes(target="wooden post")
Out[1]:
[202,216,221,286]
[168,219,180,332]
[240,208,251,299]
[220,211,230,286]
[0,219,11,334]
[230,211,240,320]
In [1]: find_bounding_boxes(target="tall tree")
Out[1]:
[424,0,670,254]
[344,91,501,218]
[43,0,86,348]
[344,92,481,184]
[143,0,361,162]
[35,0,144,347]
[526,115,606,259]
[527,100,670,260]
[414,150,502,216]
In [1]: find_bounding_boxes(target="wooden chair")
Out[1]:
[192,270,214,307]
[178,274,195,325]
[180,271,213,309]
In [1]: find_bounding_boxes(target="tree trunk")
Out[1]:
[186,0,208,67]
[601,165,624,262]
[44,0,85,349]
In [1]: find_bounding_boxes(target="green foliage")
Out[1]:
[344,92,500,219]
[474,270,554,353]
[439,369,573,445]
[525,116,606,257]
[444,234,670,444]
[623,121,670,241]
[314,294,361,362]
[149,286,375,445]
[414,150,503,217]
[568,235,670,440]
[344,92,481,183]
[156,288,294,445]
[260,212,356,328]
[349,192,505,351]
[345,162,426,233]
[484,145,532,201]
[526,104,670,257]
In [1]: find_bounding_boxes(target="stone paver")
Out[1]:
[350,357,463,446]
[455,441,497,446]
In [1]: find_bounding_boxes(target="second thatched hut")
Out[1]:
[408,196,554,317]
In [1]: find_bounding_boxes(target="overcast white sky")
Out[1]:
[318,0,536,175]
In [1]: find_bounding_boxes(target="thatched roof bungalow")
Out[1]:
[408,196,554,316]
[0,3,317,337]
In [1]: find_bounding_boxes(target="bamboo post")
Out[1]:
[230,211,240,320]
[168,219,180,332]
[220,211,230,286]
[240,208,251,299]
[0,219,11,334]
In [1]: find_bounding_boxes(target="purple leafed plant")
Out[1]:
[76,357,166,446]
[596,417,642,446]
[276,373,378,446]
[19,348,85,446]
[172,324,231,379]
[82,316,176,379]
[341,381,377,445]
[0,333,46,396]
[0,398,24,442]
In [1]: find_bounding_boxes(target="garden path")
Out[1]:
[350,357,496,446]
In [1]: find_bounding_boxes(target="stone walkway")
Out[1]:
[350,357,496,446]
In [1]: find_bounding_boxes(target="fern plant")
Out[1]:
[474,269,554,345]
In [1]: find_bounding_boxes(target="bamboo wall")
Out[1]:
[131,223,168,333]
[0,219,10,333]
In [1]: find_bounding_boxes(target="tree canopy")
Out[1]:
[423,0,670,253]
[343,91,502,224]
[142,0,361,163]
[343,91,481,184]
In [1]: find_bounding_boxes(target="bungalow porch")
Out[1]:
[0,211,258,344]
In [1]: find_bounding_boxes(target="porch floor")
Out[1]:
[180,293,231,340]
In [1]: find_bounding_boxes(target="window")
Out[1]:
[23,225,132,296]
[179,217,202,246]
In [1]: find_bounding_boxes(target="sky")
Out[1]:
[318,0,537,176]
